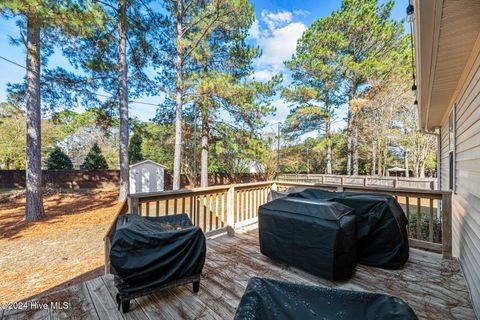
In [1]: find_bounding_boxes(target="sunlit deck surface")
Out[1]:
[2,227,475,320]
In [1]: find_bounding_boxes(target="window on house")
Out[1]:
[448,107,455,191]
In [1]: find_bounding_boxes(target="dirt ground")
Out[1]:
[0,188,121,303]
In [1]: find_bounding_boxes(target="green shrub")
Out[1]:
[408,212,442,243]
[81,143,108,170]
[45,146,73,170]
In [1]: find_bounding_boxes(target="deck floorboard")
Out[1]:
[2,227,475,320]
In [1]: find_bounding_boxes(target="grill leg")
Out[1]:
[120,299,130,313]
[193,280,200,293]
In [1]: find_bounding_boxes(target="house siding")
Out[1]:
[440,44,480,317]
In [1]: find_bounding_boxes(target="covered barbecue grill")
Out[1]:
[235,277,418,320]
[288,188,410,269]
[109,213,206,312]
[258,196,357,281]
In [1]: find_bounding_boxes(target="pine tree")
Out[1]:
[81,143,109,170]
[283,17,345,174]
[0,0,105,221]
[299,0,407,175]
[46,146,73,170]
[155,0,281,188]
[128,133,144,164]
[56,0,159,200]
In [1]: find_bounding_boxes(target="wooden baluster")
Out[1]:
[182,197,186,214]
[146,202,150,216]
[209,194,213,231]
[139,202,142,215]
[417,197,421,239]
[254,188,258,217]
[155,200,159,216]
[406,197,410,237]
[165,199,169,215]
[245,190,249,221]
[221,192,225,227]
[242,190,246,221]
[429,198,434,242]
[215,193,219,229]
[236,191,240,223]
[203,194,207,231]
[226,186,235,232]
[173,198,178,214]
[189,196,193,221]
[249,190,253,220]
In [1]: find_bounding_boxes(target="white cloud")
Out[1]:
[266,99,291,123]
[250,10,307,83]
[261,10,293,30]
[252,70,275,81]
[256,22,306,67]
[248,19,260,40]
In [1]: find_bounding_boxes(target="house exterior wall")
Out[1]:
[439,42,480,316]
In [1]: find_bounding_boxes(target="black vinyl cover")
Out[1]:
[109,213,206,297]
[258,197,356,281]
[235,277,418,320]
[289,189,409,269]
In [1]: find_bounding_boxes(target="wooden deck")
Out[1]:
[2,227,475,320]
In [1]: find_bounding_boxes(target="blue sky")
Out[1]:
[0,0,408,135]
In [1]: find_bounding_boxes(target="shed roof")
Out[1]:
[129,159,167,169]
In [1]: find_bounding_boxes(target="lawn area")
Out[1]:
[0,188,121,303]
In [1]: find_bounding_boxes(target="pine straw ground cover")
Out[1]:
[0,188,121,303]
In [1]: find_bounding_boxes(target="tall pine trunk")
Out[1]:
[371,137,377,176]
[325,107,332,175]
[118,0,129,201]
[352,119,359,175]
[346,110,352,175]
[404,150,409,177]
[25,17,45,221]
[200,109,209,188]
[172,0,184,190]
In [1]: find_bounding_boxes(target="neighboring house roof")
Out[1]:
[71,156,86,165]
[413,0,480,130]
[387,167,407,172]
[129,159,167,169]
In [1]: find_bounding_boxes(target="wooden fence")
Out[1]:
[277,174,437,190]
[104,180,452,274]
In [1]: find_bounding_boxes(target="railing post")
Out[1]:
[337,177,344,192]
[442,192,453,259]
[104,237,111,275]
[128,196,139,215]
[226,185,235,235]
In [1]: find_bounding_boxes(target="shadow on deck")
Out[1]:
[1,227,475,320]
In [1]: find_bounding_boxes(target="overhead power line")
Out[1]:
[0,55,161,107]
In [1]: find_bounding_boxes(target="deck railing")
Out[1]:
[277,174,437,190]
[104,180,452,274]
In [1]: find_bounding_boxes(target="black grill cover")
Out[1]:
[235,277,417,320]
[258,197,356,281]
[109,214,206,297]
[289,189,409,269]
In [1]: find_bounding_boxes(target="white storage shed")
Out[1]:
[129,160,166,194]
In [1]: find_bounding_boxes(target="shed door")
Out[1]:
[141,168,150,192]
[156,168,164,191]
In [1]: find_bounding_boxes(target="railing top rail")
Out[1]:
[274,181,450,197]
[130,181,275,201]
[103,199,128,241]
[277,174,437,182]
